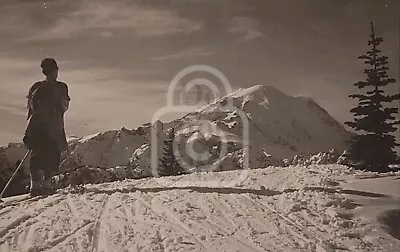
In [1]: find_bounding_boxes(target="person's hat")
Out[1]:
[40,58,58,72]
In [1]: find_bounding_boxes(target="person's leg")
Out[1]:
[42,141,61,191]
[29,149,45,195]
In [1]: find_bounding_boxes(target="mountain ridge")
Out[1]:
[0,85,351,195]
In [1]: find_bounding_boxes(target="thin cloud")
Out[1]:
[149,47,214,61]
[27,1,203,41]
[228,17,264,42]
[0,57,37,73]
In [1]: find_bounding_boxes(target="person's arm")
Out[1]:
[61,98,69,113]
[59,82,71,113]
[26,82,41,119]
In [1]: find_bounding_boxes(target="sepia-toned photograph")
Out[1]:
[0,0,399,251]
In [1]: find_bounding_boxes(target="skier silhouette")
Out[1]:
[23,58,71,196]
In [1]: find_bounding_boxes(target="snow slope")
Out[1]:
[343,174,400,243]
[1,165,399,252]
[191,85,350,160]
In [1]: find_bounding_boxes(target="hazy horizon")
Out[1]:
[0,0,399,146]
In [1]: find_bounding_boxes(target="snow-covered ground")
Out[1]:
[1,164,399,252]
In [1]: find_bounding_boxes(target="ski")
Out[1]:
[0,185,86,209]
[0,194,48,209]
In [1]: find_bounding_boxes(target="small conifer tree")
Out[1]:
[345,22,400,172]
[158,128,185,176]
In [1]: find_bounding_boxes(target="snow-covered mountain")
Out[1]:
[181,84,350,160]
[0,85,351,194]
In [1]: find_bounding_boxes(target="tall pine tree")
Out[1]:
[345,22,400,172]
[158,128,185,176]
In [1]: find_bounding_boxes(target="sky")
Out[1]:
[0,0,399,146]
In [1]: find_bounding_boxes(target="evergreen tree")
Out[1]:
[158,128,185,176]
[345,22,400,172]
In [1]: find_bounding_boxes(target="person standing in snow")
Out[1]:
[23,58,71,196]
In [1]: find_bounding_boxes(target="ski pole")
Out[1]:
[0,150,31,201]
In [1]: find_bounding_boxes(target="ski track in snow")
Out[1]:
[0,165,400,252]
[88,194,109,252]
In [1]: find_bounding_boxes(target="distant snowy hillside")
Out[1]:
[58,85,350,175]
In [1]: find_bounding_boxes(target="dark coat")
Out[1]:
[24,80,70,152]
